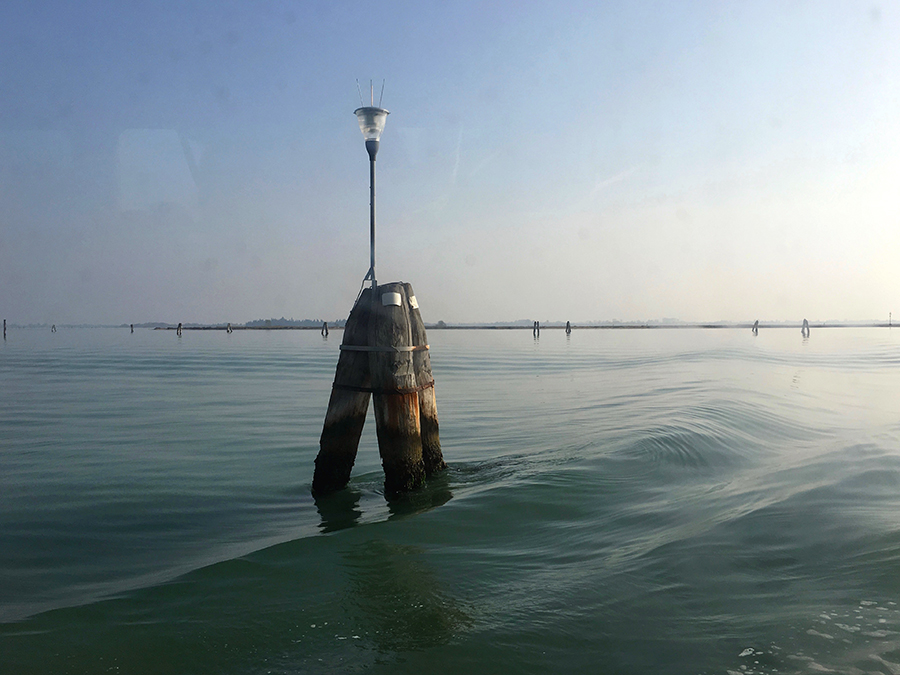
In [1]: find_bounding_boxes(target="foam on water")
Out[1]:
[721,600,900,675]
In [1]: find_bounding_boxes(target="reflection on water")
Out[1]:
[341,539,471,654]
[315,476,453,533]
[387,473,454,519]
[315,488,363,533]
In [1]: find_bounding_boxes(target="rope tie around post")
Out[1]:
[313,282,445,498]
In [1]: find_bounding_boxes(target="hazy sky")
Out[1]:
[1,1,898,325]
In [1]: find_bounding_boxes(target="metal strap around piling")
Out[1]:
[339,344,429,352]
[332,380,435,395]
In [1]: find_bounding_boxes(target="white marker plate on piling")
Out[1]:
[382,292,402,307]
[409,295,418,309]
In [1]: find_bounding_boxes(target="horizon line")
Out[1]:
[5,319,894,330]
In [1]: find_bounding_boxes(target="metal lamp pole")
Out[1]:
[354,106,389,291]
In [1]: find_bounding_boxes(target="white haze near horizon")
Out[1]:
[1,1,898,326]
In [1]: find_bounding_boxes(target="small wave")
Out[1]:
[615,423,745,471]
[726,600,900,675]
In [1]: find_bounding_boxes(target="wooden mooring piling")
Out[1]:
[313,281,445,498]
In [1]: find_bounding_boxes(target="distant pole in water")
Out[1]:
[3,319,5,340]
[322,321,329,337]
[226,323,233,334]
[177,322,183,337]
[801,319,810,338]
[130,324,134,333]
[566,321,571,335]
[752,320,759,335]
[51,324,56,333]
[533,321,540,337]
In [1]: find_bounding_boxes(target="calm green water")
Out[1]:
[2,326,900,674]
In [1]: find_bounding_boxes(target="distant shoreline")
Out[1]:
[4,322,891,331]
[157,322,892,331]
[155,325,332,331]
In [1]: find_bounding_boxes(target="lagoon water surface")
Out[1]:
[2,327,900,674]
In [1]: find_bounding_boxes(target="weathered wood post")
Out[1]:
[406,283,445,476]
[313,282,444,498]
[313,287,375,496]
[369,283,425,494]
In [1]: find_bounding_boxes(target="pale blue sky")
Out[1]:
[1,1,897,324]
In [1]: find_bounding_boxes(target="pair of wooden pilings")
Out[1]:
[313,282,446,498]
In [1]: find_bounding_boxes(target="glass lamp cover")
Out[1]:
[354,107,389,141]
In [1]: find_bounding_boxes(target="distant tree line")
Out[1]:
[244,317,347,328]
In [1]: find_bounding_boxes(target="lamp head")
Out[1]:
[354,106,390,141]
[355,106,389,160]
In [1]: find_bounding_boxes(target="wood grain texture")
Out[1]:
[312,288,373,496]
[405,282,446,476]
[369,282,425,495]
